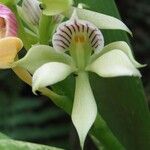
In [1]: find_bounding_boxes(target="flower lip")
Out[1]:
[52,17,104,52]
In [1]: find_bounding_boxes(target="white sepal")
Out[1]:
[72,72,97,149]
[87,49,141,77]
[32,62,73,94]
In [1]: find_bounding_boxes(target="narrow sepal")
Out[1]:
[72,72,97,149]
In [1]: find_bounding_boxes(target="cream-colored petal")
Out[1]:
[32,62,73,94]
[87,49,141,77]
[91,41,145,68]
[0,37,23,68]
[16,45,73,74]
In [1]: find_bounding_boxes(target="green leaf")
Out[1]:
[90,75,150,150]
[0,131,64,149]
[0,139,64,150]
[91,114,125,150]
[0,133,9,140]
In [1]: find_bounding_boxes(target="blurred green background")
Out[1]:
[0,0,149,150]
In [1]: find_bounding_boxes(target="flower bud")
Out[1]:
[21,0,41,26]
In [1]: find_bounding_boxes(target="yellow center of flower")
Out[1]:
[74,35,86,43]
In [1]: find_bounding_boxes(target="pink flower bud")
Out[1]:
[0,4,18,38]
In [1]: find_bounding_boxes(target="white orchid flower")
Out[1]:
[16,10,143,149]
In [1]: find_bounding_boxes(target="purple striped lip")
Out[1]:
[0,4,18,38]
[52,18,104,52]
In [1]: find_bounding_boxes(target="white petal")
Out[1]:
[91,41,145,68]
[72,72,97,149]
[87,50,141,77]
[32,62,73,94]
[65,7,132,35]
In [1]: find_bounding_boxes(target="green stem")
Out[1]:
[91,114,125,150]
[39,14,52,44]
[40,88,72,114]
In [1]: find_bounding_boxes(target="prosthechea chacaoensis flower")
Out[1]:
[0,1,145,149]
[16,8,144,149]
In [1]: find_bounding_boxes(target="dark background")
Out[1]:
[0,0,149,149]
